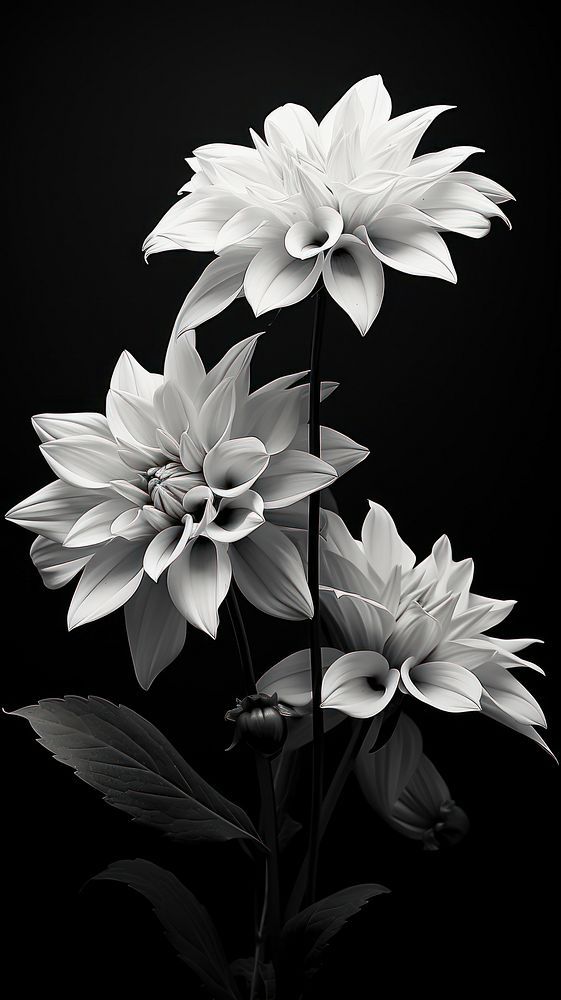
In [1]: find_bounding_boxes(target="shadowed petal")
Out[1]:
[67,538,146,629]
[244,245,323,316]
[31,536,98,590]
[125,574,187,689]
[321,650,399,718]
[323,235,384,335]
[230,521,313,620]
[256,449,337,509]
[167,536,231,638]
[401,657,482,712]
[204,437,270,498]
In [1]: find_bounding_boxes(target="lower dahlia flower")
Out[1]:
[6,329,367,688]
[259,502,549,754]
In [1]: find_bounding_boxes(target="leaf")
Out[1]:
[9,696,263,850]
[94,859,240,1000]
[281,884,389,982]
[231,958,276,999]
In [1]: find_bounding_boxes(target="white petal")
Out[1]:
[167,536,231,638]
[125,574,187,690]
[361,500,416,582]
[234,379,304,455]
[475,661,546,728]
[110,350,162,400]
[142,193,247,256]
[385,603,441,668]
[32,412,112,443]
[153,380,193,444]
[320,75,392,151]
[64,497,134,547]
[197,378,237,452]
[41,435,133,489]
[289,425,369,477]
[205,491,264,543]
[30,536,97,589]
[323,235,384,335]
[257,647,341,713]
[361,217,457,282]
[264,102,321,156]
[143,519,193,582]
[450,171,515,205]
[401,657,482,712]
[230,521,313,620]
[256,449,336,509]
[164,329,206,398]
[203,436,270,498]
[198,333,260,404]
[407,146,483,177]
[244,245,323,316]
[172,249,253,332]
[215,206,280,253]
[416,180,510,237]
[6,481,110,543]
[321,651,399,718]
[67,538,146,629]
[106,389,160,448]
[285,207,344,260]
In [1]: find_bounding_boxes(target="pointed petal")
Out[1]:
[475,661,546,728]
[6,481,110,543]
[41,435,133,489]
[244,245,323,316]
[143,519,193,582]
[401,657,482,712]
[230,521,313,620]
[167,536,231,638]
[360,217,457,282]
[285,207,344,260]
[32,412,112,443]
[164,329,206,398]
[361,500,416,582]
[30,536,97,589]
[257,647,341,713]
[256,449,336,509]
[172,249,252,333]
[125,574,187,689]
[67,538,145,629]
[64,497,134,547]
[197,378,237,452]
[323,235,384,335]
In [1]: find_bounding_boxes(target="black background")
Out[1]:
[2,4,557,995]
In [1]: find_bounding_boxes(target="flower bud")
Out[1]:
[423,800,470,851]
[225,692,287,758]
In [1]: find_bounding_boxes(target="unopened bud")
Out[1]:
[225,692,287,758]
[423,799,470,851]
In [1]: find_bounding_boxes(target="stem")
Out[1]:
[225,587,281,971]
[305,287,327,906]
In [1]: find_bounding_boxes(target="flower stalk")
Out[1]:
[305,286,327,906]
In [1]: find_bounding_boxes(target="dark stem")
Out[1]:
[305,287,327,906]
[225,586,281,972]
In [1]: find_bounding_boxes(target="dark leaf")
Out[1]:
[231,958,276,1000]
[281,883,389,982]
[95,859,240,1000]
[9,696,263,849]
[277,813,302,852]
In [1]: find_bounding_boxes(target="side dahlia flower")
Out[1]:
[258,502,549,754]
[143,75,512,335]
[6,330,367,688]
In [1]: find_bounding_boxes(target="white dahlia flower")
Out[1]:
[258,502,549,754]
[6,330,368,688]
[143,75,512,335]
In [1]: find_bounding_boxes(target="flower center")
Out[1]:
[147,462,200,519]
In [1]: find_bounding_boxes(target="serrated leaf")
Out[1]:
[9,696,263,849]
[281,883,390,982]
[95,859,240,1000]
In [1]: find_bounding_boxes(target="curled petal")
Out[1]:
[244,245,323,316]
[205,491,264,543]
[321,650,399,718]
[401,657,482,713]
[143,518,193,582]
[142,192,246,256]
[167,536,231,638]
[358,217,457,282]
[257,647,342,714]
[323,235,384,335]
[285,207,344,260]
[475,661,546,728]
[230,521,313,620]
[204,437,270,498]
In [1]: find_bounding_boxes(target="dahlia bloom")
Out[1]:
[143,75,512,335]
[259,502,549,753]
[6,330,367,688]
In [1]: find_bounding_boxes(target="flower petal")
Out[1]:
[234,379,305,455]
[110,350,162,400]
[256,449,337,509]
[361,500,416,582]
[163,329,206,398]
[385,603,440,668]
[197,378,237,452]
[321,650,399,718]
[323,235,384,335]
[125,574,187,690]
[32,412,112,443]
[142,192,247,256]
[205,491,264,543]
[172,249,253,332]
[143,519,193,582]
[257,647,342,713]
[204,436,270,498]
[31,536,97,589]
[64,497,134,547]
[244,245,323,316]
[67,538,146,629]
[167,536,231,638]
[401,658,482,712]
[474,661,546,728]
[6,481,110,543]
[285,207,343,260]
[360,217,457,282]
[41,435,133,489]
[230,521,313,620]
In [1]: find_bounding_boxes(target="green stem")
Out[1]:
[305,287,327,907]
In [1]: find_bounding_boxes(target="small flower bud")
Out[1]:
[225,692,287,758]
[423,799,470,851]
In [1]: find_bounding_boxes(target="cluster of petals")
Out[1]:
[143,75,512,335]
[258,501,549,753]
[6,329,368,688]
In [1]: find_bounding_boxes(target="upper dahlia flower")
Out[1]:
[143,75,512,335]
[258,502,549,754]
[6,329,367,688]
